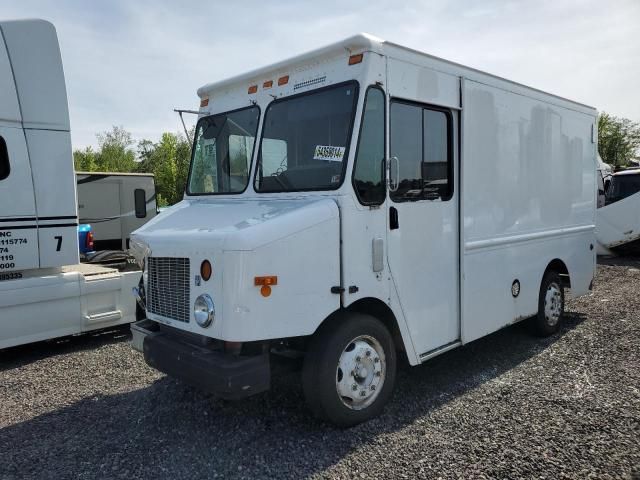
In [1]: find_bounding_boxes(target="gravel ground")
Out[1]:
[1,258,639,479]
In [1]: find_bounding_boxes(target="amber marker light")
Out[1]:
[263,80,273,89]
[200,97,209,107]
[255,276,278,297]
[278,75,289,86]
[248,85,258,94]
[348,53,364,65]
[200,260,212,281]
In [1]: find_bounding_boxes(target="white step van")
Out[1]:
[130,34,598,426]
[0,19,139,349]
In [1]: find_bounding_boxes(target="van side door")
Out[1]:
[385,59,461,357]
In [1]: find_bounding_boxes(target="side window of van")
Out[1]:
[134,188,146,218]
[390,101,453,201]
[0,136,9,181]
[353,87,385,205]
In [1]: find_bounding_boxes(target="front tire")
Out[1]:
[531,270,565,336]
[302,313,397,427]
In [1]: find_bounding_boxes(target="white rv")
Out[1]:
[130,34,597,426]
[76,172,157,251]
[0,19,139,349]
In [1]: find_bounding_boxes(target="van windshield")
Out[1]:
[254,82,358,192]
[187,106,260,195]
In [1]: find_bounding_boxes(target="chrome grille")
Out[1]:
[147,257,190,323]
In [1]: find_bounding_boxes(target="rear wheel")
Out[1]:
[531,270,565,336]
[302,313,396,427]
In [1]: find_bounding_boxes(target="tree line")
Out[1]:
[75,112,639,207]
[73,126,192,207]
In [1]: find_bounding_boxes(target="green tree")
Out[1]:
[598,112,640,167]
[136,131,192,207]
[94,126,137,172]
[73,146,97,171]
[72,126,193,207]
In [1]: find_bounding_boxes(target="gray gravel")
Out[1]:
[1,258,639,479]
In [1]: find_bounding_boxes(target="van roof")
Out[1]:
[197,33,595,112]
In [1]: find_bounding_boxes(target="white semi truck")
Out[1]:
[130,34,598,426]
[0,19,139,349]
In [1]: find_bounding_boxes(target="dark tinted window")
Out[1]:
[134,188,146,218]
[255,82,358,192]
[606,173,640,204]
[0,136,9,181]
[353,87,385,205]
[390,101,453,202]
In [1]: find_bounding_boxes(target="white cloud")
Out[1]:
[3,0,639,148]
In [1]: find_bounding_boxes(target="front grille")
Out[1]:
[147,257,190,323]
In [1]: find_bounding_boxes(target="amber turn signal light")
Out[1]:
[254,275,277,286]
[348,53,363,65]
[200,260,212,281]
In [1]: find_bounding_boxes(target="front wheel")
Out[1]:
[302,313,396,427]
[531,270,565,336]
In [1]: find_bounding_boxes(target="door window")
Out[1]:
[134,188,146,218]
[0,136,9,180]
[390,101,453,201]
[352,87,385,205]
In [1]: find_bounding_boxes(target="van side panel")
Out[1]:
[461,79,596,343]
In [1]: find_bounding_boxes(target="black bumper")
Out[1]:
[143,331,270,399]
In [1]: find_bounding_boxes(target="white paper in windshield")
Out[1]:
[313,145,345,162]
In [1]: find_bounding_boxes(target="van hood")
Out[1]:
[130,197,339,257]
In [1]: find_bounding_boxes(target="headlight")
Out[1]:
[194,294,215,328]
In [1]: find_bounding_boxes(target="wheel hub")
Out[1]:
[336,336,385,410]
[544,282,562,326]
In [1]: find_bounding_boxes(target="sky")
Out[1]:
[3,0,640,150]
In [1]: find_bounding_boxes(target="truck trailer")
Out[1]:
[130,34,598,426]
[0,19,139,349]
[76,171,157,251]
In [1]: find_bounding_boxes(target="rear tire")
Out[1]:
[531,270,565,336]
[302,312,396,427]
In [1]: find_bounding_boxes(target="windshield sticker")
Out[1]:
[313,145,345,162]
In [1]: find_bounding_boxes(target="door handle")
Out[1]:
[389,206,399,230]
[388,156,399,192]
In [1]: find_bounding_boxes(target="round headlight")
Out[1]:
[194,294,215,328]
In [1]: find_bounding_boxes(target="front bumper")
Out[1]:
[131,320,270,399]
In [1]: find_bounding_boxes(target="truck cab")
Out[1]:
[132,34,597,426]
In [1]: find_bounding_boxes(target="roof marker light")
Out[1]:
[248,85,258,94]
[348,53,364,65]
[200,98,209,107]
[263,80,273,89]
[278,75,289,86]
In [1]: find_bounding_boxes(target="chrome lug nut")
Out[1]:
[360,390,366,397]
[352,384,357,391]
[370,385,376,391]
[366,350,371,357]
